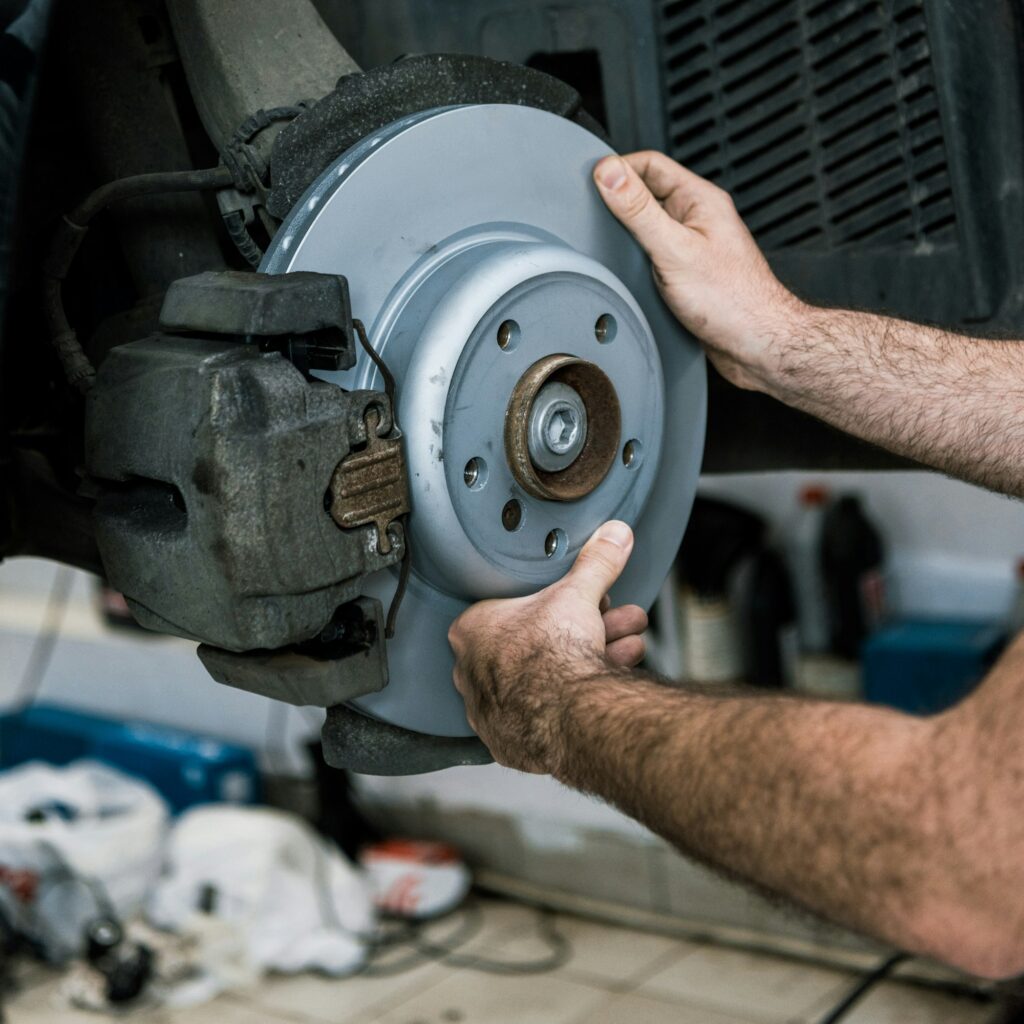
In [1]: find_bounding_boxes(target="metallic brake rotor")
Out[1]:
[262,104,706,738]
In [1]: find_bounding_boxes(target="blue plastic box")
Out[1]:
[863,619,1006,715]
[0,704,261,812]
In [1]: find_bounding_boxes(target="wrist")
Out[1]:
[697,286,815,398]
[547,661,654,783]
[538,651,614,778]
[486,644,608,777]
[746,294,818,401]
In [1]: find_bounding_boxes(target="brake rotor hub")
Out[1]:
[508,356,620,500]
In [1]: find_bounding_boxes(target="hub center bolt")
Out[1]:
[528,382,588,472]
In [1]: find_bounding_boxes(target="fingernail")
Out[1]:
[596,157,627,191]
[597,520,632,549]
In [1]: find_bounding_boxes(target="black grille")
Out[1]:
[656,0,958,249]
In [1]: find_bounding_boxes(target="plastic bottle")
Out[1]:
[675,496,765,684]
[820,495,886,659]
[745,548,798,688]
[682,591,745,683]
[787,485,830,653]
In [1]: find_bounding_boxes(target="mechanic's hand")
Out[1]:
[449,520,646,774]
[593,151,807,392]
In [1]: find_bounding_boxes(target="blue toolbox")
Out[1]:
[863,619,1006,715]
[0,704,261,812]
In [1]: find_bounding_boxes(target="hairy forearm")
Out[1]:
[762,307,1024,496]
[552,667,977,962]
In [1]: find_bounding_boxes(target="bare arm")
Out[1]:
[554,652,1024,980]
[450,525,1024,980]
[770,310,1024,496]
[593,151,1024,497]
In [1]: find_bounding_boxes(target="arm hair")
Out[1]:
[548,635,1024,979]
[768,309,1024,496]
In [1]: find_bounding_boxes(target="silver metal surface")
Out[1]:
[262,104,707,738]
[528,382,588,472]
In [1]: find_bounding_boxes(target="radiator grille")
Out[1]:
[657,0,957,249]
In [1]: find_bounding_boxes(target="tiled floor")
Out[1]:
[4,898,997,1024]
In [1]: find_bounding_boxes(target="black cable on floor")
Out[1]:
[814,952,910,1024]
[359,898,571,978]
[359,906,481,978]
[414,905,571,975]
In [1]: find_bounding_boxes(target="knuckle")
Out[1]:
[713,185,737,212]
[580,545,618,578]
[622,183,653,220]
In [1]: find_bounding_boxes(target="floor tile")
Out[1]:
[833,981,995,1024]
[637,944,853,1023]
[368,969,608,1024]
[240,902,562,1024]
[370,899,558,983]
[164,993,296,1023]
[419,898,544,954]
[494,913,696,989]
[247,960,454,1024]
[568,990,758,1024]
[0,905,998,1024]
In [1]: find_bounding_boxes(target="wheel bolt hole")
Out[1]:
[622,438,643,469]
[497,319,521,351]
[595,313,617,344]
[545,528,567,559]
[502,499,523,532]
[463,457,488,490]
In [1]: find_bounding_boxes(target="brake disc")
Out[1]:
[261,104,706,738]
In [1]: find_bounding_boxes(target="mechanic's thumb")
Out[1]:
[562,521,634,605]
[593,156,675,257]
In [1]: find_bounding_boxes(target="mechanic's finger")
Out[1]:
[599,594,612,613]
[606,634,646,667]
[593,156,681,260]
[623,150,716,208]
[560,520,633,605]
[603,604,648,642]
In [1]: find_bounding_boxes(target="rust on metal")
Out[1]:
[329,406,410,555]
[504,354,622,502]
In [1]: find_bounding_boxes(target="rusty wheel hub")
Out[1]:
[506,355,621,501]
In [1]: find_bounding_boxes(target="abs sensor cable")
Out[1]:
[41,166,235,394]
